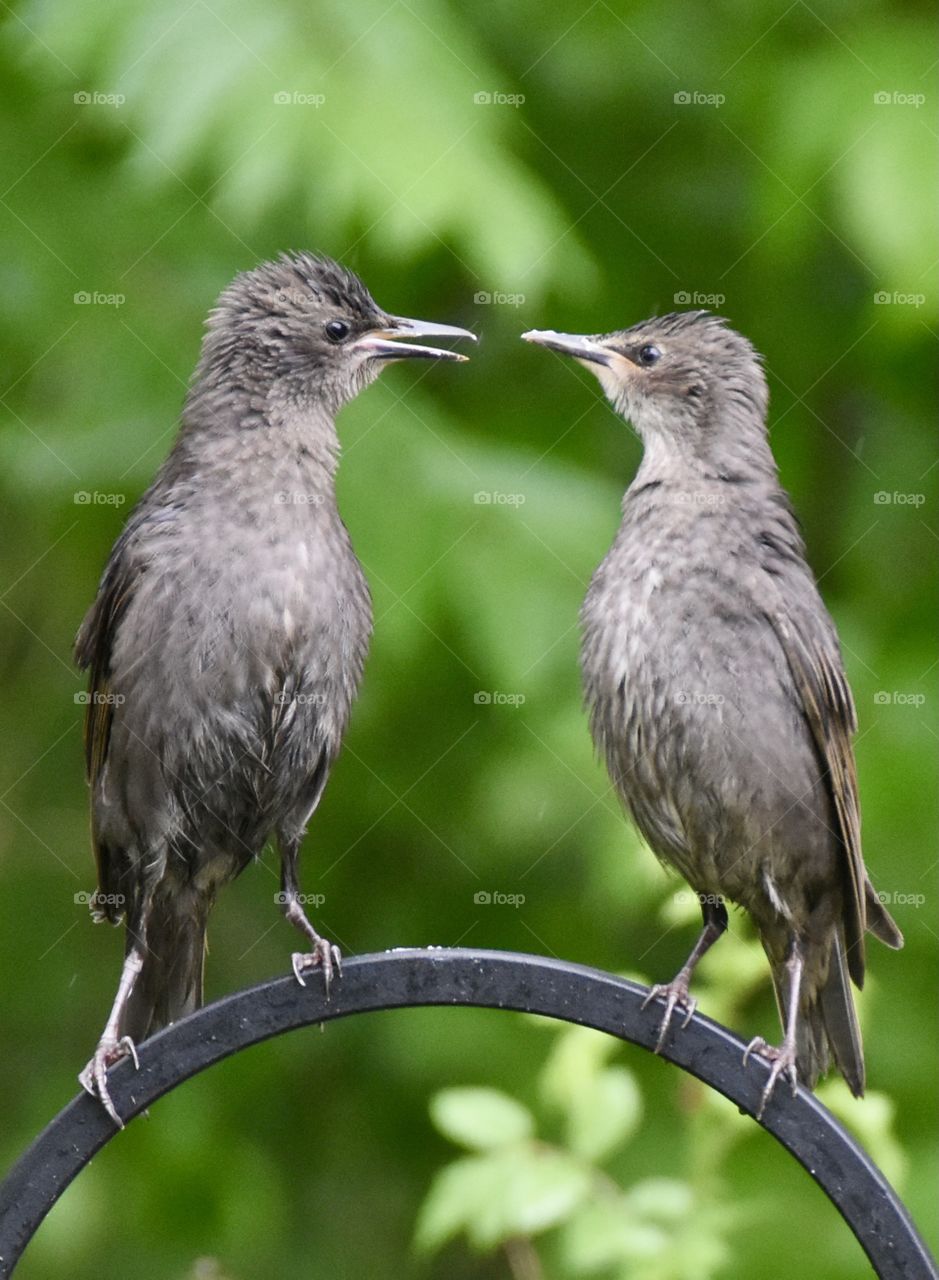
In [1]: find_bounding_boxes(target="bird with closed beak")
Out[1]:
[523,312,902,1116]
[77,252,475,1125]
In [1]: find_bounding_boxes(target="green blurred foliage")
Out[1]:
[416,1024,743,1277]
[0,1,935,1276]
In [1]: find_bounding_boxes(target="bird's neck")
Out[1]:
[632,424,779,494]
[174,383,343,495]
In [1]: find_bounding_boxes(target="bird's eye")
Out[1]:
[637,344,662,367]
[324,319,350,343]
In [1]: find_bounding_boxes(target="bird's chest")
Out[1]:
[579,506,750,785]
[581,536,687,705]
[146,473,373,708]
[236,542,368,703]
[581,492,756,682]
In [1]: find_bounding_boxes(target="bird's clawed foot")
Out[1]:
[292,935,342,995]
[79,1034,139,1129]
[743,1036,798,1120]
[642,977,697,1053]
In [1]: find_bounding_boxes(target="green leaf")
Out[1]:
[414,1154,501,1254]
[562,1200,669,1272]
[468,1147,592,1249]
[416,1146,591,1255]
[566,1066,643,1161]
[430,1086,534,1150]
[623,1177,694,1223]
[540,1024,621,1111]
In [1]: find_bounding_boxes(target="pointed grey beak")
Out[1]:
[521,329,614,367]
[354,316,477,363]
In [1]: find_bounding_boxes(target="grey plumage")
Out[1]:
[77,253,474,1124]
[523,312,901,1113]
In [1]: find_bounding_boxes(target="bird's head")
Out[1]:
[198,252,475,415]
[523,312,771,477]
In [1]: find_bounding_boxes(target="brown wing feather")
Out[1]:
[75,551,139,900]
[770,611,867,986]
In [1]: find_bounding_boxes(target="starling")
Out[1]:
[77,253,475,1124]
[523,312,902,1115]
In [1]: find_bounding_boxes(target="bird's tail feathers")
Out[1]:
[122,894,208,1043]
[817,934,865,1096]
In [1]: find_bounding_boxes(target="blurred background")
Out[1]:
[0,1,935,1276]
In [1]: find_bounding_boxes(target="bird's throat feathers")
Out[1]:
[599,377,780,493]
[183,365,342,457]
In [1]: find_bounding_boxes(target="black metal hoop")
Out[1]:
[0,949,934,1278]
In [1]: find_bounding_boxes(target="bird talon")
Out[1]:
[742,1035,766,1068]
[642,979,695,1054]
[119,1035,140,1071]
[743,1037,798,1119]
[291,953,309,987]
[291,937,342,998]
[79,1035,139,1129]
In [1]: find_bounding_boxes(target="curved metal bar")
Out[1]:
[0,949,934,1278]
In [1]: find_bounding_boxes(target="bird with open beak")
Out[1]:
[523,312,902,1117]
[76,253,475,1125]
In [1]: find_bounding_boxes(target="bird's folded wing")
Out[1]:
[768,607,867,986]
[75,556,135,779]
[74,543,141,895]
